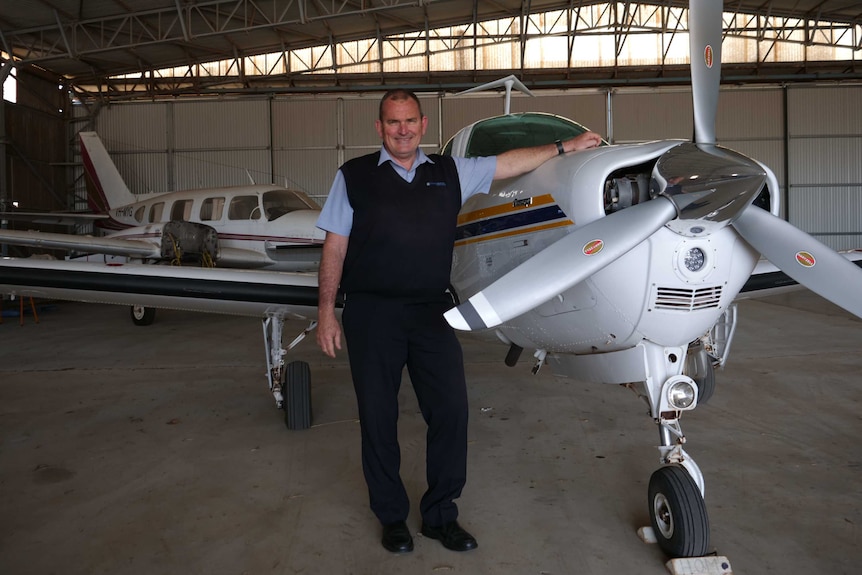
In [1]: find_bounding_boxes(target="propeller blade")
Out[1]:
[689,0,723,145]
[733,205,862,319]
[445,198,678,331]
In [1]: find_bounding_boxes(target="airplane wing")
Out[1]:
[0,257,320,320]
[0,228,160,258]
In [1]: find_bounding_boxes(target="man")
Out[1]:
[316,89,601,554]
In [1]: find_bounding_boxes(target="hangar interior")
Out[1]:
[1,1,861,251]
[2,2,862,575]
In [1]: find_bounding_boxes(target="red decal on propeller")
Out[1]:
[795,251,816,267]
[583,239,604,256]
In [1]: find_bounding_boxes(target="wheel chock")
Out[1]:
[638,527,733,575]
[665,556,733,575]
[638,526,658,544]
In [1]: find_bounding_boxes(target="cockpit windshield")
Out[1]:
[262,190,318,221]
[442,112,597,157]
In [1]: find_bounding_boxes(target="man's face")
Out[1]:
[376,97,428,166]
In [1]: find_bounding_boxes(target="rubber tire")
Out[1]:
[284,360,312,430]
[130,305,156,326]
[694,358,716,405]
[648,465,710,558]
[685,346,716,405]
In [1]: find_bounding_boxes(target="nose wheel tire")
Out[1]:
[648,465,710,558]
[130,305,156,326]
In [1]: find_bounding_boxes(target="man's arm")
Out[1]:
[494,131,602,180]
[316,231,349,358]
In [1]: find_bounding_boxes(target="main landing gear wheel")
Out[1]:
[648,465,710,558]
[283,360,312,430]
[130,305,156,326]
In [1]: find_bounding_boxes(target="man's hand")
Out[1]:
[316,310,342,358]
[316,231,349,358]
[565,131,603,152]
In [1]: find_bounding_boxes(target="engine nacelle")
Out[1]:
[161,220,219,265]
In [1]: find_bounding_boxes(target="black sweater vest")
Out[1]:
[340,152,462,299]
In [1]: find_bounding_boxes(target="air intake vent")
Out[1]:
[654,286,722,311]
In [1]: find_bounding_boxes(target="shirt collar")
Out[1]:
[378,146,434,169]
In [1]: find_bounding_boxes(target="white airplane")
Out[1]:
[2,0,862,562]
[0,131,325,323]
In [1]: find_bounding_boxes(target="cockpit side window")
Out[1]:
[262,190,316,221]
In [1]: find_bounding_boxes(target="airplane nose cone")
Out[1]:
[652,142,767,236]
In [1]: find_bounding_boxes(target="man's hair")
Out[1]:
[379,89,424,120]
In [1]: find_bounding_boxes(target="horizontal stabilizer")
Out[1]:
[0,212,108,226]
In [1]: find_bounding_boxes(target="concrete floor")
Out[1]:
[1,292,860,575]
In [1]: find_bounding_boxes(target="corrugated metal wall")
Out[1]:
[75,84,861,248]
[272,97,338,203]
[787,85,862,250]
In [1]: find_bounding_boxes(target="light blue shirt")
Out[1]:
[316,146,497,236]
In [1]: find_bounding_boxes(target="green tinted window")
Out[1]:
[443,112,594,157]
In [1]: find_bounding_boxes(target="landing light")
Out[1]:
[668,380,696,409]
[684,247,706,272]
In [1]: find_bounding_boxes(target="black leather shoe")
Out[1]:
[421,520,478,552]
[381,521,414,553]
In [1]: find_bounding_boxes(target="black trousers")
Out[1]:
[342,293,468,527]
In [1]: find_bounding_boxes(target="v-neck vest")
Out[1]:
[340,152,462,299]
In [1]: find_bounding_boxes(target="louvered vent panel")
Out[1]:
[654,286,723,311]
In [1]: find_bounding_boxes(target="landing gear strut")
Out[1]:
[262,313,316,430]
[637,342,711,558]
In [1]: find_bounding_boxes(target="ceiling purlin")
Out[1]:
[32,0,76,21]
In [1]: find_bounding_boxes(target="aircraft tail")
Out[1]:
[78,132,137,213]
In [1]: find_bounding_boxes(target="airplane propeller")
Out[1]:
[445,1,862,332]
[732,205,862,317]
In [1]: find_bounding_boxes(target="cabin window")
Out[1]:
[149,202,164,223]
[200,197,225,221]
[134,206,145,223]
[170,199,193,221]
[228,195,261,220]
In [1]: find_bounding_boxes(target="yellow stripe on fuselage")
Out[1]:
[455,194,573,247]
[454,219,573,247]
[457,193,557,226]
